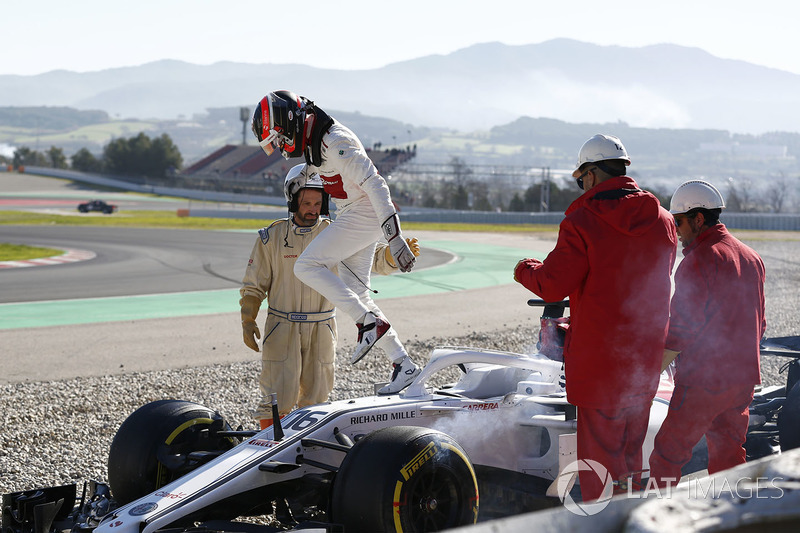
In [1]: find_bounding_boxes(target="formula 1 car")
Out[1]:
[3,301,799,533]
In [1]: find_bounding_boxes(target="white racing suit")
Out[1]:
[241,216,395,420]
[294,122,410,362]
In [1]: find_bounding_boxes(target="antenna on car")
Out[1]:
[270,393,285,441]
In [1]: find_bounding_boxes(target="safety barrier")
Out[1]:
[21,167,800,230]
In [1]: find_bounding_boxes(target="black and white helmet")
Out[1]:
[283,163,329,215]
[252,90,307,160]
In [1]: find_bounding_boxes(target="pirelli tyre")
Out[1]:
[107,400,237,505]
[330,426,479,532]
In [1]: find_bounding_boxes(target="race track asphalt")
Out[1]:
[1,173,558,383]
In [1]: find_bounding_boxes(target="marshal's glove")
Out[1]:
[514,258,542,283]
[240,295,262,352]
[385,237,420,268]
[382,214,415,272]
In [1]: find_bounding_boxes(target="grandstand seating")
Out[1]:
[181,144,416,184]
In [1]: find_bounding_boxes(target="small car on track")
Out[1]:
[77,200,117,214]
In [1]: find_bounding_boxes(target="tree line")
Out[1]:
[3,132,183,180]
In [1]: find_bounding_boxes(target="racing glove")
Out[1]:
[240,295,262,352]
[385,237,420,268]
[382,214,415,272]
[513,258,542,283]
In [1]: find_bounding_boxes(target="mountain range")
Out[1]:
[2,39,799,135]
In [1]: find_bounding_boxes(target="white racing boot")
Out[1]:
[351,312,390,364]
[377,357,421,395]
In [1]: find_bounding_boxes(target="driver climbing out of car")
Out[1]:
[251,90,422,396]
[239,163,419,429]
[648,180,766,488]
[514,134,677,501]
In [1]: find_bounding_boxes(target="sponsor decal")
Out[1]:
[297,227,312,234]
[283,254,298,259]
[129,502,158,516]
[338,150,344,155]
[247,438,278,448]
[349,413,389,425]
[382,220,397,238]
[320,174,347,199]
[154,490,186,500]
[462,402,499,411]
[400,441,437,480]
[258,228,269,244]
[107,521,124,528]
[348,410,415,425]
[289,313,308,321]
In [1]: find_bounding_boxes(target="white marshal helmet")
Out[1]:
[572,134,631,177]
[669,180,725,214]
[283,163,329,214]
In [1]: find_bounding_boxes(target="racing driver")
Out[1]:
[251,90,421,395]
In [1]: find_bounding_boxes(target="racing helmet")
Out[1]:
[283,163,329,215]
[572,134,631,177]
[669,180,725,215]
[252,90,307,159]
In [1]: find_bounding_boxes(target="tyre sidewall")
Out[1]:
[107,400,229,504]
[331,426,478,532]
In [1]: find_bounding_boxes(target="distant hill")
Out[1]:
[0,105,429,164]
[2,39,800,135]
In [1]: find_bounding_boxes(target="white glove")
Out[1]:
[382,214,415,272]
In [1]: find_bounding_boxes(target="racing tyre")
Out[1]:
[778,381,800,451]
[330,426,478,532]
[107,399,236,505]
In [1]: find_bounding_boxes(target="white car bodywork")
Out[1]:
[93,346,673,533]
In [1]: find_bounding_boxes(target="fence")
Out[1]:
[20,167,800,231]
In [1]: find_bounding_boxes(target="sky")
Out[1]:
[3,0,800,77]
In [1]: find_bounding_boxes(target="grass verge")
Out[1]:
[0,210,559,234]
[0,243,63,261]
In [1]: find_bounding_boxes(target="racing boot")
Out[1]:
[377,356,421,395]
[351,312,390,364]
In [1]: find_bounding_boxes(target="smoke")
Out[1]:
[428,395,555,470]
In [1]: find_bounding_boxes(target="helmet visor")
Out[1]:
[258,132,280,156]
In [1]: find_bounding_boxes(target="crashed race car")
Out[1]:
[3,300,800,533]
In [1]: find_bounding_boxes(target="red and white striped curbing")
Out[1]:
[0,248,96,269]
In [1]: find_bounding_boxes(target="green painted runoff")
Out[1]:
[0,240,544,330]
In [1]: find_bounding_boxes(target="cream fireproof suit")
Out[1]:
[294,122,409,362]
[241,216,396,419]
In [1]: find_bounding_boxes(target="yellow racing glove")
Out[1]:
[240,295,262,352]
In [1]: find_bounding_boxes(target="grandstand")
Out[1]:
[179,144,416,195]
